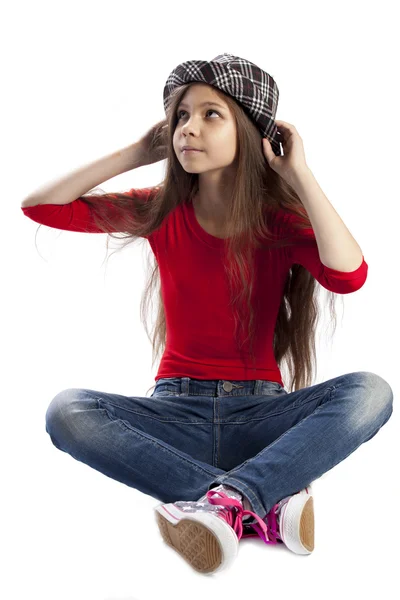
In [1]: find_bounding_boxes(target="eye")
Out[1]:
[177,109,220,119]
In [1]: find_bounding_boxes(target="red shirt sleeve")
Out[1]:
[275,209,368,294]
[21,186,157,235]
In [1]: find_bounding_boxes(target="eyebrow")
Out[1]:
[177,101,226,110]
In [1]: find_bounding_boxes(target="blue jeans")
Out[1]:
[45,371,393,520]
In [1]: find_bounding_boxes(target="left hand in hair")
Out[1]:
[262,120,310,186]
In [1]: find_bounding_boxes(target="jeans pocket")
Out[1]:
[153,378,182,397]
[262,382,287,396]
[153,389,176,397]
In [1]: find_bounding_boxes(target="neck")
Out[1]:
[193,189,230,224]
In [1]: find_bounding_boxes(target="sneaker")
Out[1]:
[154,484,279,573]
[241,485,315,555]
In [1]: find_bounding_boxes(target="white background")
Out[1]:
[3,0,399,598]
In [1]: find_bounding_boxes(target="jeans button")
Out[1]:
[223,382,233,392]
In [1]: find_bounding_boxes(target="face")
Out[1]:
[172,83,238,178]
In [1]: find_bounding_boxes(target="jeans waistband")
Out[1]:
[154,377,284,397]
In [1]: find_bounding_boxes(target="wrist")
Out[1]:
[289,166,313,192]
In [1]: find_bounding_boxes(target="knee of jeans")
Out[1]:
[354,371,394,424]
[363,371,393,408]
[45,388,83,444]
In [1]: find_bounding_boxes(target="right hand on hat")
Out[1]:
[137,119,168,166]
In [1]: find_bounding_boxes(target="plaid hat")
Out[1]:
[163,52,282,156]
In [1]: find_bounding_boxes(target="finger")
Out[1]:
[275,120,291,129]
[262,138,274,159]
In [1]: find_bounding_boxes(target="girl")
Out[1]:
[21,53,393,575]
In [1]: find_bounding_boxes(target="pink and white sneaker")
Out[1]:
[154,485,280,574]
[241,485,315,555]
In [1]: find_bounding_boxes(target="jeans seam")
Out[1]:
[96,397,207,424]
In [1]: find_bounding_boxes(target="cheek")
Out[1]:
[173,134,180,147]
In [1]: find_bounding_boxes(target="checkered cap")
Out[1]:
[163,52,282,156]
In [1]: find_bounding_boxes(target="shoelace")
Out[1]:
[206,489,279,545]
[241,487,311,542]
[242,500,285,543]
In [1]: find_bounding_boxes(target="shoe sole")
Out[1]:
[154,503,238,573]
[280,489,314,554]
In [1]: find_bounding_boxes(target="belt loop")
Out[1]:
[180,377,190,396]
[254,380,263,395]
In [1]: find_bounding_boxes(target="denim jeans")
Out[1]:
[45,371,393,520]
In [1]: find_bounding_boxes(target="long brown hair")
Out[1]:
[33,82,341,394]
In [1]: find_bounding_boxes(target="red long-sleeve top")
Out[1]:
[21,187,368,386]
